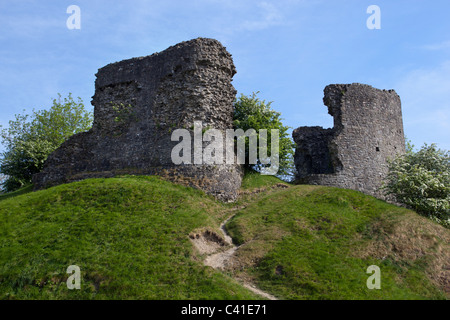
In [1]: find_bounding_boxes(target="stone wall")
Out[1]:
[33,38,243,201]
[293,83,406,199]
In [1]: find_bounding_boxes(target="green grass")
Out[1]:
[0,184,33,201]
[0,176,259,299]
[0,173,448,300]
[226,186,449,299]
[239,170,286,190]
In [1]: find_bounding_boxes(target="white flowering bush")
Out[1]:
[384,142,449,228]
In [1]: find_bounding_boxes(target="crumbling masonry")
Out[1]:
[33,38,406,202]
[293,83,406,199]
[33,38,243,201]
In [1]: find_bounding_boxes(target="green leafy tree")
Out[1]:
[233,92,295,178]
[0,94,93,192]
[383,142,449,227]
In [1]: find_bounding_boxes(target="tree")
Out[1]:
[383,142,449,228]
[233,92,295,178]
[0,94,93,192]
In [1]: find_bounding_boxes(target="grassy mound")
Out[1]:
[0,184,33,201]
[0,173,448,299]
[0,176,259,299]
[226,184,449,299]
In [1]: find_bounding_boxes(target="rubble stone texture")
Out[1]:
[33,38,243,201]
[33,38,406,202]
[293,83,406,199]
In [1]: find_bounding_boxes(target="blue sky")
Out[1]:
[0,0,449,150]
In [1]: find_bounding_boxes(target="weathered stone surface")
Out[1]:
[293,83,406,199]
[33,38,243,201]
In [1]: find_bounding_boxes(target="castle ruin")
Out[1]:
[293,83,406,199]
[33,38,243,201]
[33,38,406,202]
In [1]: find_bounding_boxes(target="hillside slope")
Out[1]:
[0,174,448,299]
[0,176,259,299]
[227,179,449,299]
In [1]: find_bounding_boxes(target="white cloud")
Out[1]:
[422,40,450,51]
[395,61,450,149]
[0,7,62,41]
[204,0,309,37]
[240,2,284,31]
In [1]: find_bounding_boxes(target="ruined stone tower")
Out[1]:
[293,83,406,199]
[33,38,243,201]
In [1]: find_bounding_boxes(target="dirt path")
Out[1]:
[190,210,278,300]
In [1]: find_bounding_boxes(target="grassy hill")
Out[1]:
[0,173,448,300]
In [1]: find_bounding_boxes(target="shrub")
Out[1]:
[233,92,295,178]
[383,142,449,227]
[0,94,92,192]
